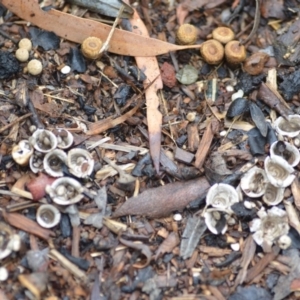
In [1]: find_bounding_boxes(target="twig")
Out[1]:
[99,5,125,54]
[240,0,261,45]
[0,113,32,134]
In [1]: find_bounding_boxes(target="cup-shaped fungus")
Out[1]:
[53,128,73,149]
[43,149,67,177]
[31,129,57,153]
[67,148,94,178]
[240,166,268,198]
[212,27,235,44]
[200,40,224,65]
[224,40,247,65]
[36,204,61,228]
[81,37,103,60]
[176,24,198,45]
[264,156,295,188]
[12,140,33,166]
[46,177,84,205]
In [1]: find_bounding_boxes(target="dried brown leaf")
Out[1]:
[4,212,55,240]
[2,0,203,57]
[155,232,180,260]
[119,236,152,269]
[123,8,163,173]
[113,176,210,218]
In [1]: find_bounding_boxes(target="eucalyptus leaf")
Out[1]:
[180,216,207,259]
[67,0,133,18]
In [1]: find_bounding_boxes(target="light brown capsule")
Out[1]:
[224,40,247,65]
[212,27,235,44]
[81,37,103,60]
[200,40,224,65]
[243,52,269,75]
[176,24,198,45]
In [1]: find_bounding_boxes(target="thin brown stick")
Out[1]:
[0,113,32,134]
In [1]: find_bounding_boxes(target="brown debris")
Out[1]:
[3,212,55,241]
[257,82,292,117]
[195,118,219,170]
[113,176,210,218]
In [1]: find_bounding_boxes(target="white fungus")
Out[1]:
[27,59,43,75]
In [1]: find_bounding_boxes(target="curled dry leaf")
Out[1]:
[119,236,152,269]
[155,232,180,260]
[1,0,203,57]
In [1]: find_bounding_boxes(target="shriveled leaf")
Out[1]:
[119,236,152,268]
[2,0,203,57]
[155,232,180,260]
[84,213,103,229]
[113,177,210,218]
[249,102,268,137]
[180,216,207,259]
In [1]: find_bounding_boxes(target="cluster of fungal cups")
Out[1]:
[176,24,246,65]
[15,38,43,75]
[204,114,300,252]
[12,128,94,228]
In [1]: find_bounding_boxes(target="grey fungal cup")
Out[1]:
[53,128,74,149]
[204,208,228,235]
[240,166,268,198]
[43,149,67,177]
[31,129,57,153]
[274,115,300,138]
[206,183,239,211]
[262,182,285,206]
[36,204,61,228]
[29,151,44,173]
[67,148,94,178]
[264,155,295,188]
[270,141,300,167]
[46,177,84,205]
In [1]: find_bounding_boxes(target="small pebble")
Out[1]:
[226,85,234,92]
[219,130,227,137]
[173,213,182,221]
[244,200,256,209]
[61,65,71,74]
[231,243,240,251]
[0,267,8,281]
